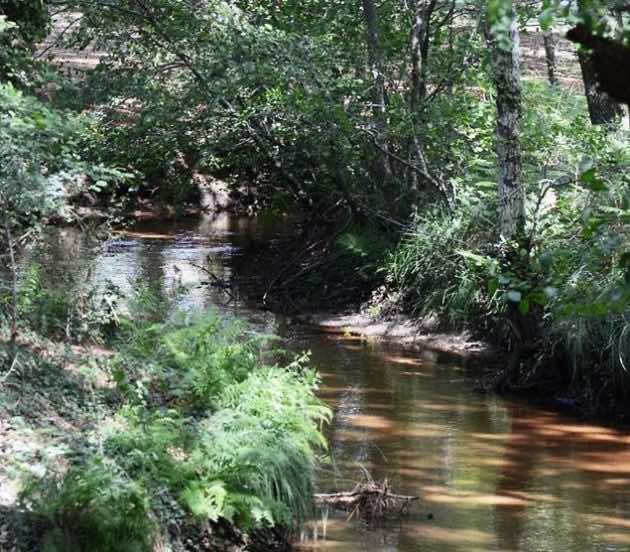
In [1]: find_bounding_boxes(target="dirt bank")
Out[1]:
[300,312,494,359]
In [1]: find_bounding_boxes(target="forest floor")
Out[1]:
[0,337,113,550]
[520,30,582,89]
[0,332,288,551]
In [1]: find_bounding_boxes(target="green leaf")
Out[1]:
[475,181,496,190]
[0,16,17,35]
[457,249,492,267]
[181,481,227,521]
[580,168,607,192]
[543,286,558,299]
[538,8,554,31]
[518,298,530,315]
[488,278,499,296]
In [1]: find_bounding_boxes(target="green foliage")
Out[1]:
[265,221,394,311]
[335,225,392,280]
[114,312,267,409]
[4,263,121,342]
[161,317,262,406]
[54,0,483,213]
[22,309,330,547]
[0,82,83,222]
[0,0,48,44]
[183,362,330,528]
[386,196,499,327]
[0,0,49,88]
[22,456,156,552]
[0,82,128,228]
[385,74,630,412]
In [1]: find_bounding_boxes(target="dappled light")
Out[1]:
[421,486,530,507]
[307,327,630,551]
[2,0,630,550]
[409,525,494,546]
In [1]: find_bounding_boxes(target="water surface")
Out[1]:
[29,214,630,552]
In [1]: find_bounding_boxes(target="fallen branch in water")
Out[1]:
[315,479,419,521]
[190,262,237,302]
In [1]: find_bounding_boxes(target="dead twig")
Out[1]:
[315,478,419,522]
[0,353,19,388]
[189,262,237,302]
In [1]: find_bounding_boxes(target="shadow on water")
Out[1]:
[20,213,630,552]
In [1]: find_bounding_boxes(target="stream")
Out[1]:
[29,213,630,552]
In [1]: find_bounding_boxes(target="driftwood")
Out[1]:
[315,479,419,522]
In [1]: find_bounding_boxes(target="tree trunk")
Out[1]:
[577,48,625,125]
[542,30,558,85]
[487,7,524,239]
[408,0,435,194]
[2,208,18,362]
[361,0,393,184]
[410,0,433,112]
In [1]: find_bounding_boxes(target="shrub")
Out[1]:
[114,312,267,410]
[8,263,121,343]
[182,363,331,528]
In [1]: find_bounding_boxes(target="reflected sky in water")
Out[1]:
[22,214,630,552]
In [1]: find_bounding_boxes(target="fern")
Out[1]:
[21,310,330,547]
[184,365,331,528]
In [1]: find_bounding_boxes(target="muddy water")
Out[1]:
[31,215,630,552]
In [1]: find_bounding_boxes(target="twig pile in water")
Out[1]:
[315,478,419,522]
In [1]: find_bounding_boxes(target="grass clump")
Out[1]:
[385,196,499,329]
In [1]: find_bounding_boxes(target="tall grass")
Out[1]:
[385,197,499,328]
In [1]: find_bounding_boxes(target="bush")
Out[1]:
[114,312,268,410]
[183,363,331,528]
[6,263,121,343]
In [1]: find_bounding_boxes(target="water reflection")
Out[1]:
[18,215,630,551]
[295,331,630,551]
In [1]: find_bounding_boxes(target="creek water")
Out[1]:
[29,214,630,552]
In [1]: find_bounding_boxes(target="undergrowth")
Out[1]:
[239,216,394,312]
[17,308,331,551]
[383,83,630,418]
[385,198,499,329]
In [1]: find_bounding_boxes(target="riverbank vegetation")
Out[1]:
[2,0,630,547]
[1,275,330,550]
